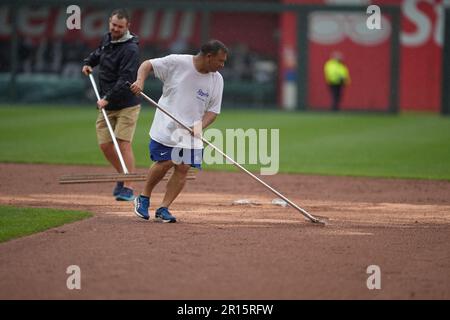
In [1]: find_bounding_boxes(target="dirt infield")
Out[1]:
[0,163,449,299]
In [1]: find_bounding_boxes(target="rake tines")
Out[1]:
[59,168,196,184]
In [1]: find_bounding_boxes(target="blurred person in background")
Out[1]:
[82,8,141,201]
[324,51,351,111]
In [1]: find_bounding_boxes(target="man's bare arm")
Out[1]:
[192,111,218,138]
[130,60,153,95]
[202,111,218,130]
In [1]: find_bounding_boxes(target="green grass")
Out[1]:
[0,205,92,243]
[0,105,449,180]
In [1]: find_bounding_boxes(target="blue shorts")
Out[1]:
[149,139,203,169]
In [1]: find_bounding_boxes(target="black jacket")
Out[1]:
[83,33,140,110]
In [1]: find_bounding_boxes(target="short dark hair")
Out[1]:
[111,8,130,22]
[200,40,228,55]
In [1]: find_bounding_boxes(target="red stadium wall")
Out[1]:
[280,0,445,112]
[0,1,444,111]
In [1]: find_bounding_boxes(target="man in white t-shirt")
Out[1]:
[130,40,228,223]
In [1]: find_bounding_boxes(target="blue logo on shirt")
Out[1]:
[197,89,209,98]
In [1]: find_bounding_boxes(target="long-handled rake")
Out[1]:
[58,75,195,184]
[88,73,130,175]
[132,84,326,225]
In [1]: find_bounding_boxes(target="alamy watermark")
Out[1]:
[66,5,81,30]
[170,127,280,175]
[66,265,81,290]
[366,265,381,290]
[366,5,381,30]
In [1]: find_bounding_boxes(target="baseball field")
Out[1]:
[0,105,449,299]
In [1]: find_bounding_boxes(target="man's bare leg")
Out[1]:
[100,142,122,172]
[160,164,190,208]
[142,160,174,197]
[100,139,136,188]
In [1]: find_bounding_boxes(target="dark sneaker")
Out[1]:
[113,181,124,197]
[134,195,150,220]
[115,186,135,201]
[155,207,177,223]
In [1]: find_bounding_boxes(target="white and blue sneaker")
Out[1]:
[116,186,135,201]
[134,195,150,220]
[113,181,124,197]
[155,207,177,223]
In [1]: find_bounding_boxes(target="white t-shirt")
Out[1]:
[149,54,223,149]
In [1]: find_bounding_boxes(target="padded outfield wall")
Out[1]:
[280,0,449,112]
[0,0,447,112]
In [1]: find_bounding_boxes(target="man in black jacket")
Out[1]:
[82,8,140,201]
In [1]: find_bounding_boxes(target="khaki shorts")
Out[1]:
[96,105,141,145]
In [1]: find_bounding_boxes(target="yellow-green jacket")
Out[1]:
[324,59,351,86]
